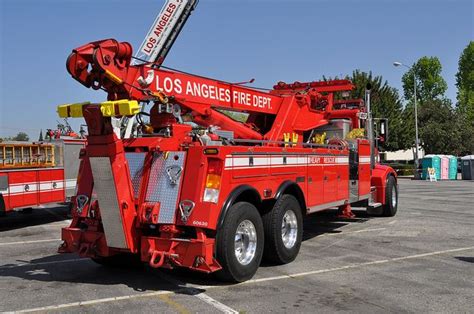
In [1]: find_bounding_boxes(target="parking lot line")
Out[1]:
[193,291,239,314]
[244,246,474,285]
[9,245,473,313]
[0,239,60,247]
[0,258,86,270]
[321,227,387,237]
[157,270,238,313]
[158,294,191,314]
[14,290,173,313]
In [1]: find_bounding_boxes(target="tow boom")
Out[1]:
[133,0,198,65]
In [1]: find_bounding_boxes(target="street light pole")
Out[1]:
[393,61,421,179]
[412,70,420,179]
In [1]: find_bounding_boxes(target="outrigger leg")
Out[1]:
[337,203,355,219]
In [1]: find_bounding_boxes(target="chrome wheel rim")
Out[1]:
[391,186,397,208]
[234,220,257,265]
[281,210,298,249]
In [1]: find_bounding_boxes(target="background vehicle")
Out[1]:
[0,139,84,216]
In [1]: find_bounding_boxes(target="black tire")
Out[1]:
[215,202,264,282]
[382,176,398,217]
[91,254,143,268]
[262,195,303,264]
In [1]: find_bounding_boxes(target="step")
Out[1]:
[368,202,382,208]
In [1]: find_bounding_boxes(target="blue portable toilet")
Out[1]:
[448,156,458,180]
[422,155,441,180]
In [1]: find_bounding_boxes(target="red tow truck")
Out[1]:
[57,0,397,282]
[0,138,84,216]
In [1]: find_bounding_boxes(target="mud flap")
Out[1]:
[0,193,5,216]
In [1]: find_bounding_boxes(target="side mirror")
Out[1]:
[378,118,389,144]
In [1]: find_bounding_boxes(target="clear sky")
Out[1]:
[0,0,472,139]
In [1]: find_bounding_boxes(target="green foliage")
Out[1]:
[417,99,463,155]
[402,57,448,103]
[400,56,467,156]
[346,70,408,151]
[13,132,29,141]
[456,42,474,124]
[455,42,474,154]
[1,132,30,142]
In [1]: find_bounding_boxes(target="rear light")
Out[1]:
[205,174,221,189]
[203,158,222,203]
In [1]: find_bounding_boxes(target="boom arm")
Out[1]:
[66,39,360,142]
[133,0,198,66]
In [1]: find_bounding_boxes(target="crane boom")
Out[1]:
[133,0,198,65]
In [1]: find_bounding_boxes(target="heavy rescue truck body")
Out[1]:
[0,139,84,216]
[57,0,397,282]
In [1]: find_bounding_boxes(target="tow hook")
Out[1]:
[149,251,166,268]
[149,251,180,268]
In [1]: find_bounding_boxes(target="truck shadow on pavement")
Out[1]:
[301,208,370,242]
[0,208,379,293]
[455,256,474,263]
[0,205,70,232]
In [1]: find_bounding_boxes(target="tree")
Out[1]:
[345,70,407,151]
[11,132,29,141]
[417,99,462,155]
[400,56,462,155]
[402,57,448,103]
[455,42,474,154]
[456,41,474,122]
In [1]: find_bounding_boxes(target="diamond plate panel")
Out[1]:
[125,152,146,198]
[89,157,127,249]
[146,151,186,224]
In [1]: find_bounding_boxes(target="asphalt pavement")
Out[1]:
[0,179,473,313]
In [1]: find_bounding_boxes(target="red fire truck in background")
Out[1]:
[56,0,398,282]
[0,138,84,216]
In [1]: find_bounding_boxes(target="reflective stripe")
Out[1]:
[6,180,65,195]
[224,155,349,170]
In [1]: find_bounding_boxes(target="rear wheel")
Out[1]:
[215,202,264,282]
[263,195,303,264]
[382,176,398,217]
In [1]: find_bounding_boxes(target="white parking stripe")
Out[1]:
[0,239,60,246]
[9,246,474,313]
[14,290,172,313]
[244,246,474,284]
[157,270,238,313]
[0,258,86,270]
[321,227,387,237]
[193,291,238,314]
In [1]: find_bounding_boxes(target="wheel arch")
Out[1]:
[372,164,397,204]
[217,185,262,230]
[274,181,306,215]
